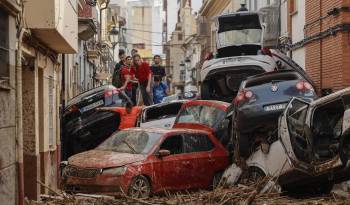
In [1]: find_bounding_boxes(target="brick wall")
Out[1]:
[305,0,350,93]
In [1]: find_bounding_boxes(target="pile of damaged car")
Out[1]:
[59,8,350,199]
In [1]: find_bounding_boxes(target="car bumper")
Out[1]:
[63,173,132,195]
[235,103,286,133]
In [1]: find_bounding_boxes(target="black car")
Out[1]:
[62,85,131,160]
[232,70,318,157]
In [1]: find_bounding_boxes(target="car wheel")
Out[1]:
[239,166,266,185]
[234,131,253,159]
[128,175,151,198]
[211,171,223,190]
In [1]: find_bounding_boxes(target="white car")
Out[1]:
[242,87,350,194]
[136,100,187,129]
[201,10,280,103]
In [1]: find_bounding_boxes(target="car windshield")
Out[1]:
[218,29,262,47]
[176,105,226,129]
[96,130,162,154]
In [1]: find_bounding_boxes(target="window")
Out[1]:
[143,102,183,122]
[160,135,184,155]
[176,105,226,130]
[178,33,183,41]
[184,134,214,153]
[0,7,9,80]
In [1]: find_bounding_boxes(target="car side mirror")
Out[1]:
[158,149,170,158]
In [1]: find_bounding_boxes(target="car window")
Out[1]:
[176,105,226,129]
[184,134,214,153]
[97,130,162,154]
[218,29,262,48]
[143,102,183,122]
[159,135,184,155]
[245,72,301,88]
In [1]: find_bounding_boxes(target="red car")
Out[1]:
[62,127,229,198]
[173,100,232,150]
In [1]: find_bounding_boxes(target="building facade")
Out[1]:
[0,0,78,204]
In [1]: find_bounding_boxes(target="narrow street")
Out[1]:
[1,0,350,205]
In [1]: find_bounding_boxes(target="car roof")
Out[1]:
[182,100,230,110]
[124,127,211,135]
[143,100,188,110]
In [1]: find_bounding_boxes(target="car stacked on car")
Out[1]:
[61,8,350,197]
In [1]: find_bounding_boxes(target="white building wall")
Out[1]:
[166,0,178,41]
[152,0,163,55]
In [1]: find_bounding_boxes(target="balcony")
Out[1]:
[24,0,78,53]
[86,41,101,59]
[78,2,97,41]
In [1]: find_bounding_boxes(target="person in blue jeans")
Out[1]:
[153,76,168,104]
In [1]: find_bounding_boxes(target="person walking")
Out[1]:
[112,49,126,87]
[153,76,168,104]
[118,56,136,101]
[133,54,153,106]
[150,55,166,81]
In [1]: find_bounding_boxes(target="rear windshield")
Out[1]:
[245,72,301,88]
[143,103,183,122]
[175,105,226,129]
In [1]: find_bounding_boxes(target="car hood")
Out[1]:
[68,150,147,169]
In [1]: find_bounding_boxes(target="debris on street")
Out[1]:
[27,179,350,205]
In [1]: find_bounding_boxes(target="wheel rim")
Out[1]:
[129,178,149,198]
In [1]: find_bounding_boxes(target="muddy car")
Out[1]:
[233,70,318,157]
[200,10,280,103]
[137,100,187,128]
[243,87,350,194]
[173,100,233,151]
[62,128,229,197]
[62,85,131,160]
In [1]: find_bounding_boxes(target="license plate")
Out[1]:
[264,103,287,112]
[80,100,104,113]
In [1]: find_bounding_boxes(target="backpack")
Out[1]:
[112,64,123,87]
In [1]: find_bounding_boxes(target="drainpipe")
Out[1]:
[98,0,110,79]
[15,27,29,205]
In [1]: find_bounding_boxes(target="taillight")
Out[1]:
[68,105,78,113]
[104,87,118,98]
[296,81,313,92]
[261,48,272,57]
[234,90,254,105]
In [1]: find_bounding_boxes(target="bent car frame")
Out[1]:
[244,87,350,193]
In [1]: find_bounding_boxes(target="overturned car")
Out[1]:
[238,87,350,194]
[62,85,131,160]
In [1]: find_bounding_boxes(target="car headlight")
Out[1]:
[103,166,127,176]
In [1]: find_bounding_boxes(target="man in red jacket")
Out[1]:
[133,54,153,106]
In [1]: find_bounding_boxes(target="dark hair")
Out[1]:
[119,49,125,56]
[153,55,161,59]
[131,49,138,54]
[125,56,132,60]
[125,102,133,109]
[133,54,141,59]
[154,76,161,82]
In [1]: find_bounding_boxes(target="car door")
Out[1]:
[279,98,314,173]
[183,133,216,188]
[155,134,191,190]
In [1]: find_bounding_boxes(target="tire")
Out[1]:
[211,171,223,190]
[234,131,253,159]
[128,175,152,198]
[200,81,210,100]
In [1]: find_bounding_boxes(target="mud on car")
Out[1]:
[233,70,318,158]
[62,128,229,197]
[242,87,350,194]
[200,8,280,103]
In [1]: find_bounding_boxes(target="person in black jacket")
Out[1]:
[112,49,126,87]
